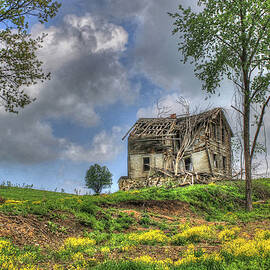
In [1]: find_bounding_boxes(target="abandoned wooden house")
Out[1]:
[119,108,233,191]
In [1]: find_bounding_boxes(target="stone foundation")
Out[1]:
[118,173,222,191]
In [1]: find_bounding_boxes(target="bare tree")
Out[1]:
[155,98,171,118]
[172,97,211,176]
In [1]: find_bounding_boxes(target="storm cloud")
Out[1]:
[0,13,133,164]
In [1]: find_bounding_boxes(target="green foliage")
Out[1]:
[47,221,67,233]
[0,0,61,113]
[85,163,113,194]
[139,212,151,227]
[169,0,270,97]
[115,212,136,230]
[0,179,270,269]
[84,231,111,245]
[0,179,269,224]
[169,0,270,211]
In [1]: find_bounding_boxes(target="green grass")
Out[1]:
[0,179,269,269]
[93,259,270,270]
[0,179,269,222]
[0,185,73,201]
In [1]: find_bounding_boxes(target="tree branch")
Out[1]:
[251,95,270,160]
[231,105,244,116]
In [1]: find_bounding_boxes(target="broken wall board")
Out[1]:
[191,150,211,173]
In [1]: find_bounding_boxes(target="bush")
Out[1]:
[75,212,97,228]
[0,196,5,204]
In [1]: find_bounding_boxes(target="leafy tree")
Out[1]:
[0,0,61,113]
[85,164,113,194]
[169,0,270,211]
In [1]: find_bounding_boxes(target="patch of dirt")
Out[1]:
[114,200,197,218]
[238,219,270,237]
[121,209,142,220]
[0,212,90,248]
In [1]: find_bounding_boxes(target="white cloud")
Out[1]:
[0,13,133,164]
[136,92,216,119]
[26,13,134,127]
[137,93,180,118]
[61,126,124,163]
[0,114,63,163]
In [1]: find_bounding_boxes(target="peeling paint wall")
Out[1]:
[129,153,164,178]
[192,150,210,173]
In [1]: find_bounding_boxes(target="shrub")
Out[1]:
[75,212,97,228]
[0,197,5,204]
[80,200,99,214]
[115,212,136,230]
[138,213,152,227]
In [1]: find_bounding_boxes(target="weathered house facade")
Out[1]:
[119,108,233,191]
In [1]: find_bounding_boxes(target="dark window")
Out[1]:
[143,157,150,171]
[185,157,192,171]
[222,127,225,143]
[213,154,218,168]
[212,124,216,139]
[222,156,227,171]
[217,126,220,140]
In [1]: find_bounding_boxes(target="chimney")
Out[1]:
[170,113,176,119]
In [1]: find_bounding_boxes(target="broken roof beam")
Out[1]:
[122,122,138,140]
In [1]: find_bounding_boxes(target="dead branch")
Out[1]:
[251,95,270,160]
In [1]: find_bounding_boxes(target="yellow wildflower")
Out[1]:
[172,225,214,244]
[255,229,270,240]
[100,247,110,253]
[63,237,96,248]
[223,238,259,257]
[218,226,240,242]
[129,230,168,244]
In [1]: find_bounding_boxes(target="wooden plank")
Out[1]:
[122,122,137,140]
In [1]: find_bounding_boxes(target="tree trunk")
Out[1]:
[243,92,253,211]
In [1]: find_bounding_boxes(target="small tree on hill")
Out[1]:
[85,164,112,194]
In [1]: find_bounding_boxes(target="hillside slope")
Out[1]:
[0,179,269,269]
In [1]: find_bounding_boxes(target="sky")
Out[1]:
[0,0,269,194]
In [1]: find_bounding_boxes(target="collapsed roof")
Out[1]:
[122,108,233,140]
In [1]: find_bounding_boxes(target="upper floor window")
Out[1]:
[222,127,225,143]
[212,123,216,139]
[216,126,220,140]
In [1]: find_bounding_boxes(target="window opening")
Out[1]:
[217,125,220,140]
[213,154,218,168]
[143,157,150,171]
[222,156,227,171]
[222,127,225,143]
[212,123,216,139]
[184,157,192,171]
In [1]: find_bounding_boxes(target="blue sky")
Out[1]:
[0,0,267,194]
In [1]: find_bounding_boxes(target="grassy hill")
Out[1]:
[0,179,270,269]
